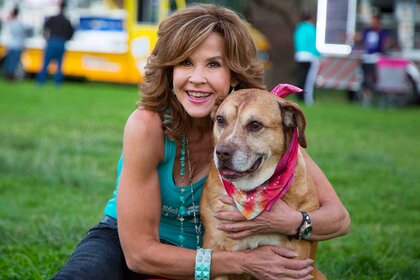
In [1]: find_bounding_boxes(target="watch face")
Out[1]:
[303,226,312,239]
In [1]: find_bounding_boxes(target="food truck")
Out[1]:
[0,0,270,84]
[316,0,420,105]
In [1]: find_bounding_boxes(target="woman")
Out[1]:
[294,11,320,106]
[54,4,349,280]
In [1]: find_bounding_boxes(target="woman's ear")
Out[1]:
[230,76,239,89]
[228,81,239,95]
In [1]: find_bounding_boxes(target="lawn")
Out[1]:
[0,79,419,279]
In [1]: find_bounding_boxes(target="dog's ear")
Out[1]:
[279,100,307,148]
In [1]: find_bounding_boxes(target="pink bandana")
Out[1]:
[219,84,303,220]
[271,83,303,99]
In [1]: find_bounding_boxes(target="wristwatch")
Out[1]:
[296,211,312,240]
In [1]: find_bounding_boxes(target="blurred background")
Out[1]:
[0,0,420,100]
[1,0,420,107]
[0,1,419,279]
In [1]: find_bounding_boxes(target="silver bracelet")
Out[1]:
[195,248,212,280]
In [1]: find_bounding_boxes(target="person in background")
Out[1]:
[355,12,390,91]
[53,4,350,280]
[359,13,390,58]
[294,11,320,106]
[36,1,74,85]
[3,7,26,81]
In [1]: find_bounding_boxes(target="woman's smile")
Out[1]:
[186,90,212,104]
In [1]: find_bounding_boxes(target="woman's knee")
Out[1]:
[53,227,127,280]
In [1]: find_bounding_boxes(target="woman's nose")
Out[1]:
[189,67,206,83]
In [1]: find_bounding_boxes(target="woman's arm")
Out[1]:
[118,109,198,278]
[215,149,350,241]
[298,149,351,240]
[117,109,314,279]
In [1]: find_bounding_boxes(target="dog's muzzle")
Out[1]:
[215,144,263,181]
[215,144,234,162]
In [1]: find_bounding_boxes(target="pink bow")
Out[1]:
[271,84,303,99]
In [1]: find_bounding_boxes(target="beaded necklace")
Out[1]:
[178,133,202,248]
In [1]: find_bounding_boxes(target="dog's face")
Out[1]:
[213,89,307,191]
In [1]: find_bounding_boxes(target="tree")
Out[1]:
[244,0,317,88]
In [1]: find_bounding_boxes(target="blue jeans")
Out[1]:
[53,217,165,280]
[36,38,66,85]
[3,48,22,78]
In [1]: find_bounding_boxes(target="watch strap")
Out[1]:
[296,211,311,240]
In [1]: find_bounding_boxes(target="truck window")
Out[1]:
[136,0,159,24]
[317,0,357,55]
[169,0,177,14]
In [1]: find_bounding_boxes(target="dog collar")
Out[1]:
[220,128,299,220]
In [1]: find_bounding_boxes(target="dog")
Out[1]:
[200,87,325,279]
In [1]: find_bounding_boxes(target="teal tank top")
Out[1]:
[294,21,320,57]
[103,137,206,249]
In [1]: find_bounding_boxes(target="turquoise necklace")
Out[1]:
[178,133,201,248]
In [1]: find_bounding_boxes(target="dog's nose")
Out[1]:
[216,145,233,161]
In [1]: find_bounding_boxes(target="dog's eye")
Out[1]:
[216,115,225,127]
[248,121,263,132]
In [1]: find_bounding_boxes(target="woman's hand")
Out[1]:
[242,246,314,280]
[214,195,301,239]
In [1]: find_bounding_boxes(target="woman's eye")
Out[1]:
[216,115,225,127]
[209,61,221,68]
[181,60,192,66]
[248,121,263,132]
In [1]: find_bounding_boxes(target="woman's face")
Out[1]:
[173,32,237,119]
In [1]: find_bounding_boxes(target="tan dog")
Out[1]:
[200,88,325,279]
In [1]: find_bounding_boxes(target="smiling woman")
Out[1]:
[52,3,348,280]
[172,32,237,119]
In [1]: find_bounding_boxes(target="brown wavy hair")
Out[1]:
[139,3,266,140]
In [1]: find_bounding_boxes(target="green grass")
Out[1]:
[1,80,420,279]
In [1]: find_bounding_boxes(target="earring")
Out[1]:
[229,86,235,94]
[172,88,176,95]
